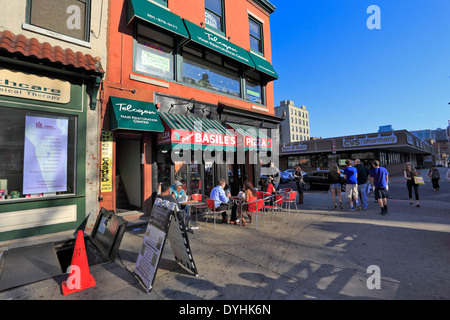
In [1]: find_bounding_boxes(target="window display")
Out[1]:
[0,107,76,200]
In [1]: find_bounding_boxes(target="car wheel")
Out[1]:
[303,182,311,190]
[341,183,346,192]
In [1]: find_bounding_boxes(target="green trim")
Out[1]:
[248,51,278,80]
[183,19,255,68]
[127,0,189,38]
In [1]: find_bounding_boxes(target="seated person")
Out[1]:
[266,176,276,195]
[210,178,234,223]
[170,180,186,202]
[157,182,176,203]
[238,181,258,226]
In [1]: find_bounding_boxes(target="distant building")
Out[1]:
[411,126,449,165]
[378,125,394,132]
[279,130,433,174]
[275,100,310,144]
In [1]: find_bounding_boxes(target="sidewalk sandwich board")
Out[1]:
[134,198,198,293]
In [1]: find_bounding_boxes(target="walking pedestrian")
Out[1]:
[427,165,441,191]
[328,164,343,209]
[403,162,420,207]
[370,160,389,215]
[354,159,370,210]
[447,168,450,181]
[343,159,360,211]
[293,165,304,204]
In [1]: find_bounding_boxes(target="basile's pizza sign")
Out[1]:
[157,129,272,149]
[157,129,236,147]
[238,136,272,149]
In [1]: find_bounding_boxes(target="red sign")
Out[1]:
[238,136,272,149]
[157,128,236,148]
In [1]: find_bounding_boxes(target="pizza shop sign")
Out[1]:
[343,134,397,148]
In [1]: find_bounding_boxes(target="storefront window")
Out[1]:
[183,50,241,97]
[0,107,76,200]
[134,25,174,80]
[287,156,311,169]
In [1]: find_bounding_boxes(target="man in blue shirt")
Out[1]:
[343,159,361,211]
[210,178,232,223]
[370,160,389,215]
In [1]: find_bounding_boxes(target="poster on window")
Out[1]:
[23,116,68,194]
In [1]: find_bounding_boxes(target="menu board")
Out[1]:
[168,210,198,275]
[134,223,167,293]
[23,116,68,194]
[134,198,197,293]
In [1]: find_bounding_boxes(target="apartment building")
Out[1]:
[275,100,310,144]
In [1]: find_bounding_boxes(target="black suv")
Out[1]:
[302,170,346,192]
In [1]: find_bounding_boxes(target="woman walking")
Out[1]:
[294,165,304,204]
[403,162,420,207]
[328,164,343,209]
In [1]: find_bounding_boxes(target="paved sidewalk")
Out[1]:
[0,193,449,301]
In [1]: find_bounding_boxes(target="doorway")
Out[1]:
[115,137,142,211]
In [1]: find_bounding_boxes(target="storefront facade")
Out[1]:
[0,32,104,241]
[280,130,433,174]
[99,0,281,214]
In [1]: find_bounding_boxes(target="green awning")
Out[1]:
[127,0,189,39]
[109,97,164,132]
[157,113,236,151]
[248,51,279,80]
[227,122,272,151]
[183,19,255,68]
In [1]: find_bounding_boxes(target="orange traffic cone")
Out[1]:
[61,230,96,295]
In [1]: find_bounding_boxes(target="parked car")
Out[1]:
[284,169,307,181]
[302,170,346,192]
[283,169,296,181]
[280,171,291,183]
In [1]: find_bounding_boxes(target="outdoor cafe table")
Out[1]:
[179,200,206,226]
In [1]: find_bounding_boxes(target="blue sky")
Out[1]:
[270,0,450,138]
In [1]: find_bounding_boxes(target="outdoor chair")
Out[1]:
[264,194,284,223]
[206,199,229,229]
[278,188,293,194]
[281,191,298,214]
[243,198,265,230]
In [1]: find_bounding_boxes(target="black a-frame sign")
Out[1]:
[134,198,198,293]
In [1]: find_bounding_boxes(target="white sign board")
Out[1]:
[23,116,68,194]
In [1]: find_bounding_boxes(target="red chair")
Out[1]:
[190,194,208,221]
[206,199,228,229]
[278,188,293,194]
[264,194,284,223]
[282,191,298,214]
[257,191,265,199]
[245,199,265,230]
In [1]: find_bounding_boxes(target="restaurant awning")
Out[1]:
[157,112,236,151]
[126,0,189,39]
[109,97,164,132]
[227,122,272,151]
[248,51,279,81]
[183,19,255,68]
